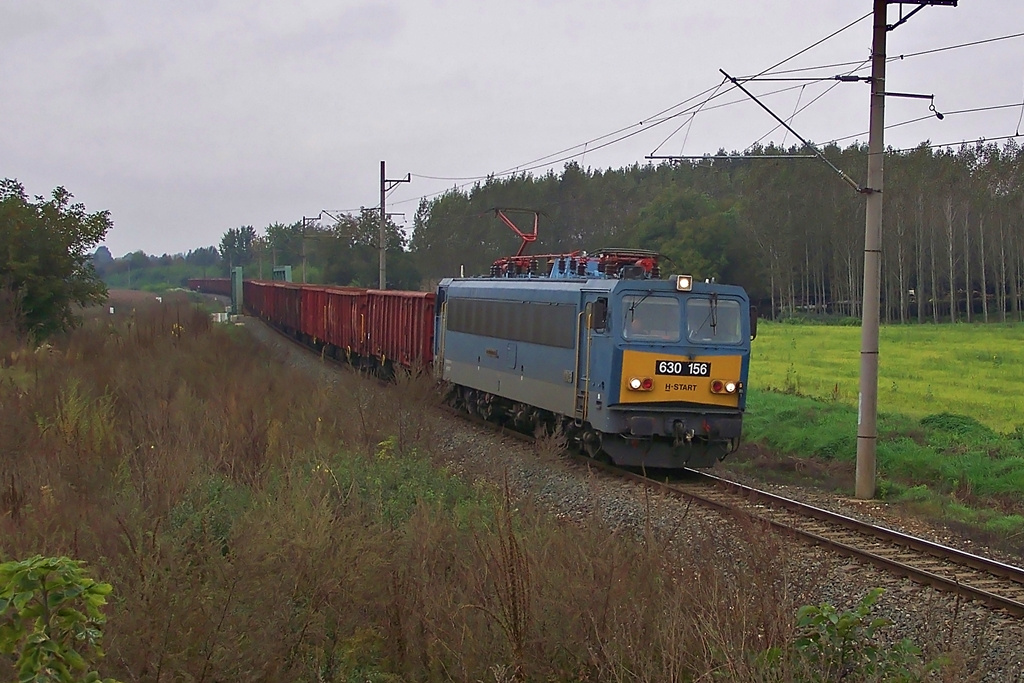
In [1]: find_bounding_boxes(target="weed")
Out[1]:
[784,364,800,394]
[766,588,927,681]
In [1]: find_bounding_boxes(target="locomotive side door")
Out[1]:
[433,281,450,380]
[574,292,610,424]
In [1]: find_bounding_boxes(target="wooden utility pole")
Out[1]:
[379,161,410,289]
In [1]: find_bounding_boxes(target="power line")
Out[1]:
[654,28,1024,163]
[1016,76,1024,136]
[406,11,872,193]
[749,11,872,80]
[888,133,1021,154]
[405,78,847,197]
[828,102,1024,145]
[750,60,871,149]
[889,30,1024,61]
[749,30,1024,78]
[396,10,1016,216]
[409,82,727,182]
[397,25,1021,215]
[649,79,728,157]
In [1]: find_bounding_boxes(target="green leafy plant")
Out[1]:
[0,556,119,683]
[790,588,924,681]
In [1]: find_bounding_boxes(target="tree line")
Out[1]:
[7,136,1023,341]
[217,208,421,289]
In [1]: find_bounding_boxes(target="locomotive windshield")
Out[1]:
[622,295,680,341]
[686,297,743,344]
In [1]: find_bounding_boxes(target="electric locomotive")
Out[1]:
[435,248,756,468]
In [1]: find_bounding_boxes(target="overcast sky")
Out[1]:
[3,1,1022,257]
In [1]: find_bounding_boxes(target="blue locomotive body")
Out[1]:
[435,272,753,468]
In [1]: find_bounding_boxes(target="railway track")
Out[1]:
[572,456,1024,618]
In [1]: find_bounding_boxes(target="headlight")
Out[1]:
[710,379,739,395]
[628,377,654,391]
[676,275,693,291]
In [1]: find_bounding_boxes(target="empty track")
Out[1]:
[576,457,1024,618]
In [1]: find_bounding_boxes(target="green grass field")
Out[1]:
[751,321,1024,434]
[742,321,1024,541]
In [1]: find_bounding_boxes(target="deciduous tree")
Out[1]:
[0,179,110,340]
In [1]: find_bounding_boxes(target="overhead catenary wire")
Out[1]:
[750,59,871,149]
[724,30,1024,153]
[888,133,1022,155]
[827,102,1024,146]
[720,68,862,192]
[746,30,1024,78]
[409,82,727,182]
[647,11,872,158]
[393,17,1016,212]
[781,84,807,148]
[649,78,729,158]
[405,11,872,192]
[671,30,1024,162]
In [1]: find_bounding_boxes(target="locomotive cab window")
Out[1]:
[622,295,679,341]
[686,297,743,344]
[588,297,608,332]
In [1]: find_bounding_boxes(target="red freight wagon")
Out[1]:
[365,289,436,370]
[300,285,368,355]
[246,280,303,335]
[243,280,272,320]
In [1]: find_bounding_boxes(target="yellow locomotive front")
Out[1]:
[618,350,743,410]
[575,277,753,468]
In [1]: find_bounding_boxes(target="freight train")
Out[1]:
[188,249,756,468]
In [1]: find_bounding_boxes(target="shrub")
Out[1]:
[0,556,119,683]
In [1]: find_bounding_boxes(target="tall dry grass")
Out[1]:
[0,298,991,682]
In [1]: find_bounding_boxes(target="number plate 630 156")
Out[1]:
[655,360,711,377]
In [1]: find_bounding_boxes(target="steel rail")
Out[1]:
[575,457,1024,618]
[692,469,1024,584]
